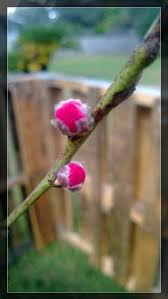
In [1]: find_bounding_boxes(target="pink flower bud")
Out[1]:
[52,99,93,136]
[55,161,86,192]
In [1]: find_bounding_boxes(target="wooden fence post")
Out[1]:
[70,86,103,267]
[127,99,160,292]
[109,97,136,285]
[85,87,103,268]
[10,78,58,250]
[70,89,92,239]
[47,86,73,234]
[7,111,29,249]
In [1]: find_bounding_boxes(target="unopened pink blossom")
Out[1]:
[55,161,86,192]
[51,99,93,136]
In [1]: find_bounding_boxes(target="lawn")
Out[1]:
[8,241,129,293]
[49,54,160,87]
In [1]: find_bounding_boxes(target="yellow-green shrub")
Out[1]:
[8,24,75,72]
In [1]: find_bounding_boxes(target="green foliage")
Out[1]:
[8,242,127,292]
[8,50,22,72]
[8,43,56,73]
[94,8,159,36]
[8,8,160,73]
[8,24,75,73]
[95,8,130,33]
[19,24,73,45]
[132,8,159,37]
[11,7,159,38]
[54,7,159,37]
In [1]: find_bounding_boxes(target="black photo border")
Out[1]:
[0,0,167,297]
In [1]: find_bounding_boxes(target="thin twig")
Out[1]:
[6,14,160,228]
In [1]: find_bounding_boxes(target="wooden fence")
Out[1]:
[7,73,160,292]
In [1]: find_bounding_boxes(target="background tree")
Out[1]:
[8,23,76,72]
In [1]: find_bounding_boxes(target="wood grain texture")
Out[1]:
[109,97,136,285]
[10,79,56,249]
[128,100,160,291]
[48,86,73,234]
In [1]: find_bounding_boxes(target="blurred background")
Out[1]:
[7,7,160,293]
[8,7,160,86]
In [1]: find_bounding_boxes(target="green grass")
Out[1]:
[8,241,128,293]
[49,54,160,87]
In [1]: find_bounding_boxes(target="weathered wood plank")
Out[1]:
[70,89,93,241]
[109,97,136,285]
[127,226,160,292]
[71,87,103,267]
[7,111,29,249]
[127,101,160,291]
[80,176,93,241]
[99,119,111,261]
[48,86,73,233]
[10,79,57,249]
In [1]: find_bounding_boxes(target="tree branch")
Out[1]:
[7,14,160,228]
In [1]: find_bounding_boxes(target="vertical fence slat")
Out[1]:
[72,87,103,267]
[80,176,92,241]
[10,79,57,250]
[128,100,160,291]
[8,112,29,249]
[71,89,93,240]
[99,119,112,267]
[109,97,136,285]
[48,86,73,233]
[86,87,102,268]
